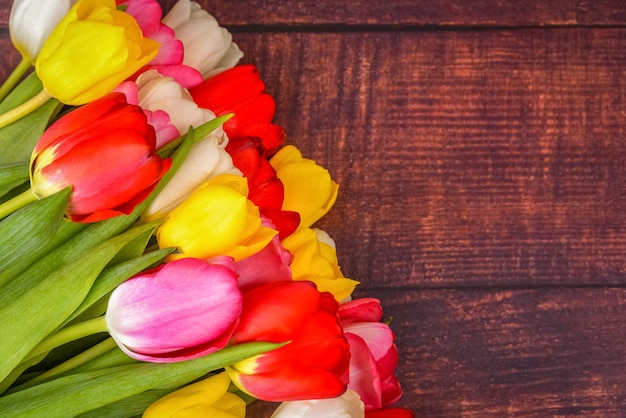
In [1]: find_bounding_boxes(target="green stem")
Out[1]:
[10,338,117,393]
[0,58,32,102]
[0,188,38,219]
[0,89,51,128]
[22,316,109,363]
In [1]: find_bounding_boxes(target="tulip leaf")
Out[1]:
[0,73,63,165]
[73,389,170,418]
[0,188,72,289]
[0,342,283,418]
[0,222,162,383]
[66,248,173,325]
[0,161,28,199]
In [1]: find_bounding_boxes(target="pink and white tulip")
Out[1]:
[339,299,403,410]
[162,0,243,79]
[105,258,242,362]
[117,0,203,87]
[271,389,365,418]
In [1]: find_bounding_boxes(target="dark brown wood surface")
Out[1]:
[2,0,626,416]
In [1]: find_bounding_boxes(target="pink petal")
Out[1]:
[235,234,293,292]
[343,322,395,362]
[346,333,383,410]
[106,258,242,362]
[145,109,181,149]
[147,64,204,88]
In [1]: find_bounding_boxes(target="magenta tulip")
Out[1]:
[105,258,242,362]
[30,92,171,223]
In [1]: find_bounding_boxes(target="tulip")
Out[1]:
[282,227,358,302]
[29,92,170,223]
[137,70,217,146]
[271,389,365,418]
[106,258,242,362]
[226,137,300,238]
[118,0,203,88]
[35,0,160,106]
[365,408,415,418]
[156,174,277,261]
[144,371,246,418]
[227,281,350,401]
[190,65,285,154]
[270,145,338,228]
[339,299,403,410]
[162,0,242,79]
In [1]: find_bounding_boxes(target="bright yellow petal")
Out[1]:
[271,145,338,228]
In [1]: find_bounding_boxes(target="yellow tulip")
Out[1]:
[157,174,277,262]
[282,227,359,302]
[143,372,246,418]
[270,145,338,228]
[35,0,159,105]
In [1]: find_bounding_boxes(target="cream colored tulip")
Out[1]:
[163,0,243,79]
[271,389,365,418]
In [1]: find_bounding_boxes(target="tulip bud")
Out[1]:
[106,258,242,362]
[271,389,365,418]
[339,299,403,410]
[30,92,170,223]
[227,281,350,402]
[162,0,242,79]
[35,0,160,105]
[156,174,277,261]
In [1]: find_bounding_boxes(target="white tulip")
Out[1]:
[271,390,365,418]
[9,0,74,62]
[163,0,243,79]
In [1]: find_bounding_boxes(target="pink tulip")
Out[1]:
[105,258,242,362]
[339,298,403,410]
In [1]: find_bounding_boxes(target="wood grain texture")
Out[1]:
[162,0,626,27]
[2,1,626,27]
[230,29,626,288]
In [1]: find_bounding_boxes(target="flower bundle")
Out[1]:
[0,0,414,417]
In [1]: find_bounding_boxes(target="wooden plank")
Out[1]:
[228,28,626,288]
[245,288,626,417]
[0,1,625,27]
[169,0,626,27]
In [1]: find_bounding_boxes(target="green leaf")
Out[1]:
[0,342,282,418]
[0,188,72,289]
[66,247,173,325]
[74,389,171,418]
[0,72,62,165]
[0,222,161,383]
[0,162,28,199]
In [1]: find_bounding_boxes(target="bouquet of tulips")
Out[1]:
[0,0,414,417]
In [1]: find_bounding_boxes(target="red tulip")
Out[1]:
[30,92,171,222]
[339,298,403,410]
[190,64,285,154]
[226,137,300,237]
[365,408,415,418]
[226,281,350,401]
